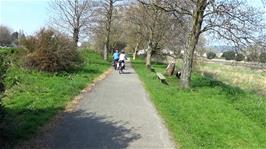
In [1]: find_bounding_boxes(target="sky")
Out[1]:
[0,0,51,35]
[0,0,265,43]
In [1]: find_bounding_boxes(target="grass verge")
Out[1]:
[132,59,266,149]
[0,49,110,147]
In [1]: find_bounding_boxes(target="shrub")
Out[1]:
[235,53,245,61]
[222,51,236,60]
[207,52,216,59]
[259,53,266,63]
[21,29,82,72]
[0,48,12,91]
[0,48,11,120]
[20,36,37,53]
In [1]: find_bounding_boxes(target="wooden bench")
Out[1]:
[156,72,166,83]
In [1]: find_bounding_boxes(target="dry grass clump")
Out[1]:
[198,63,266,95]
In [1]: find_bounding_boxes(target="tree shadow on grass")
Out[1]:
[0,107,61,149]
[192,73,245,97]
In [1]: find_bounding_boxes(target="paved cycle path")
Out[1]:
[37,62,175,149]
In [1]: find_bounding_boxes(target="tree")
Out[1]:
[235,53,244,61]
[142,0,265,88]
[222,51,236,60]
[124,5,145,60]
[91,1,128,58]
[100,0,123,60]
[103,0,114,60]
[244,34,266,62]
[131,1,174,68]
[0,25,12,46]
[207,52,216,59]
[259,53,266,63]
[49,0,94,46]
[11,32,18,45]
[125,1,190,68]
[262,0,266,6]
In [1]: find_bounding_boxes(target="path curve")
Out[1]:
[30,62,175,149]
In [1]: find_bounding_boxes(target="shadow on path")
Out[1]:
[44,110,141,149]
[121,71,134,74]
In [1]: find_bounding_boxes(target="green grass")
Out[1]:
[0,49,110,147]
[132,59,266,149]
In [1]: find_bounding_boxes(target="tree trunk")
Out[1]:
[180,0,207,88]
[181,44,194,88]
[133,42,139,60]
[103,0,113,60]
[104,33,110,60]
[104,23,111,60]
[73,28,79,47]
[146,41,152,69]
[133,50,137,60]
[104,43,108,60]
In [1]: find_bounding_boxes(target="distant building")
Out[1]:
[137,49,146,55]
[161,48,174,55]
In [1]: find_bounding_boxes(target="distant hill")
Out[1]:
[207,45,235,53]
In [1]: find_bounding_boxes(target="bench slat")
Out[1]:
[156,72,166,80]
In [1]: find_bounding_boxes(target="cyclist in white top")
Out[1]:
[119,51,126,61]
[118,50,127,72]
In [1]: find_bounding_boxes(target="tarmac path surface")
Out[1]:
[33,62,175,149]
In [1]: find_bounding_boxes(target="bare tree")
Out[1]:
[130,1,173,68]
[262,0,266,6]
[124,5,146,60]
[49,0,94,46]
[245,34,266,62]
[91,1,128,58]
[99,0,122,60]
[142,0,265,88]
[125,2,189,67]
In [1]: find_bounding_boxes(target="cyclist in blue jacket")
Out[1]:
[113,49,120,69]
